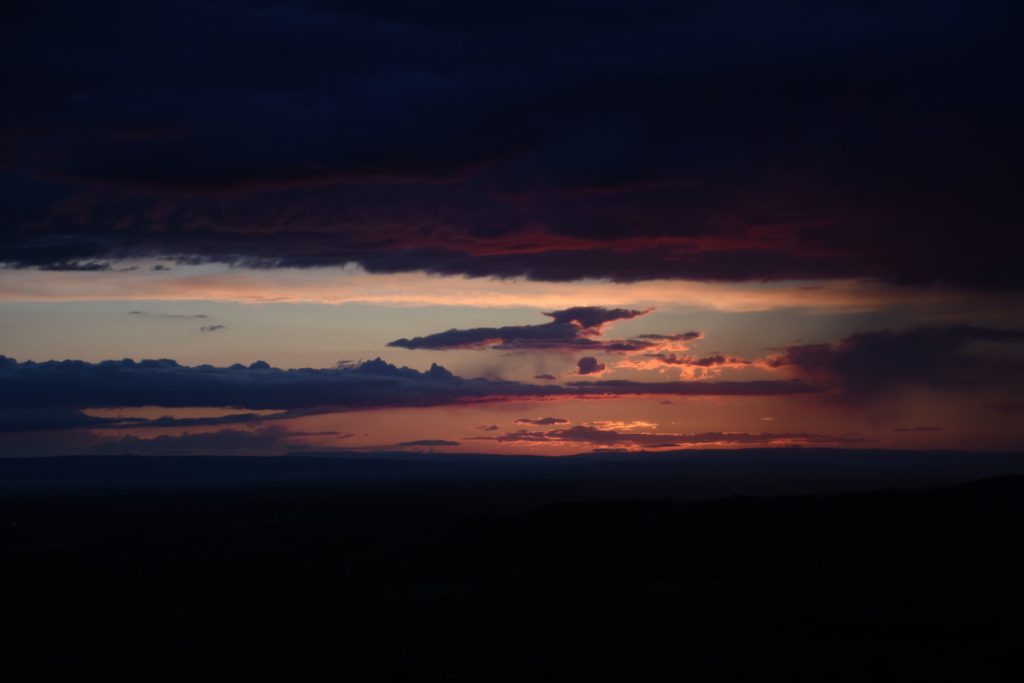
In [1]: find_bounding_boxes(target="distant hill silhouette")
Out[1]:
[3,448,1024,503]
[3,454,1024,679]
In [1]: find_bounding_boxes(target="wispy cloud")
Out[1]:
[474,425,873,450]
[129,311,209,319]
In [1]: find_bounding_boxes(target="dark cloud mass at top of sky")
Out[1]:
[2,1,1022,287]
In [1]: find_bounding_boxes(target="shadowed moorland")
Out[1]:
[2,450,1023,679]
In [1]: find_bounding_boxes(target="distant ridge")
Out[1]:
[3,449,1023,502]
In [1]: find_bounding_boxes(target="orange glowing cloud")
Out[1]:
[0,263,999,313]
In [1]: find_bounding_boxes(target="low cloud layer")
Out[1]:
[514,417,570,426]
[477,425,872,449]
[396,439,460,448]
[90,426,303,456]
[0,355,817,434]
[619,352,753,379]
[0,408,271,433]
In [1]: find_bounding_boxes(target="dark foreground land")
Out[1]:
[2,450,1024,680]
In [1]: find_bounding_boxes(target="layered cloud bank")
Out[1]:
[3,316,1022,452]
[3,2,1022,288]
[4,318,1019,430]
[475,425,872,449]
[0,355,814,428]
[0,352,823,454]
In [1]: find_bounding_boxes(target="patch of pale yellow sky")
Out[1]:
[0,262,1012,315]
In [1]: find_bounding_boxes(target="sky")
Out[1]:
[2,1,1022,456]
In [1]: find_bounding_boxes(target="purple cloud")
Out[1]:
[576,357,606,375]
[388,306,658,351]
[514,417,570,426]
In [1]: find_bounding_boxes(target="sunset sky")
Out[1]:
[2,1,1022,456]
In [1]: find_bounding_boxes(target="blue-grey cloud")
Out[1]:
[0,355,816,430]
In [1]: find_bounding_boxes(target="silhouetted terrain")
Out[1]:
[3,451,1024,679]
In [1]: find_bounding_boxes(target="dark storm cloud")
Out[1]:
[388,307,655,351]
[3,1,1022,288]
[0,354,816,423]
[482,425,872,448]
[198,324,226,332]
[768,326,1024,397]
[576,357,606,375]
[514,417,570,426]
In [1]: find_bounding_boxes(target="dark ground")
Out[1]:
[2,450,1023,680]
